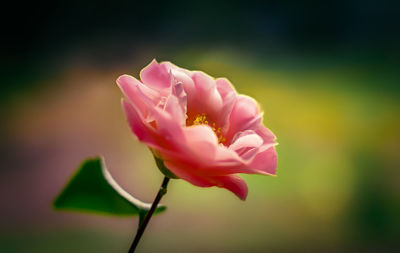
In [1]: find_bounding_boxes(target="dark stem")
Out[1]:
[128,177,170,253]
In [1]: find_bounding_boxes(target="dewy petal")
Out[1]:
[140,59,171,90]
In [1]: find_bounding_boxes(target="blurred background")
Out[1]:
[1,0,399,252]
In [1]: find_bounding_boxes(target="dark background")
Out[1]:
[2,0,399,100]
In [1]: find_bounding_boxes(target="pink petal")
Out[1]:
[169,67,196,96]
[255,124,276,144]
[149,106,186,151]
[163,95,186,126]
[230,130,263,151]
[171,81,187,118]
[182,125,219,162]
[190,71,223,120]
[215,78,237,129]
[247,146,277,175]
[198,146,266,176]
[163,161,248,200]
[211,174,248,200]
[163,160,215,187]
[229,130,264,158]
[162,61,192,75]
[121,100,159,149]
[213,145,243,165]
[117,74,160,118]
[120,87,185,152]
[140,59,171,90]
[216,78,236,99]
[226,95,262,144]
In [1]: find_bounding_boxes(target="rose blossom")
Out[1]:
[117,60,277,200]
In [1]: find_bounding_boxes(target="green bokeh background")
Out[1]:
[1,1,399,252]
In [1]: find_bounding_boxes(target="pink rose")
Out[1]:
[117,60,277,200]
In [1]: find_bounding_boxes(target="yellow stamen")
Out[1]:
[192,113,226,144]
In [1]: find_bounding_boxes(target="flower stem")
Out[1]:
[128,177,170,253]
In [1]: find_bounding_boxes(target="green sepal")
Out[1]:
[153,155,179,179]
[53,157,166,216]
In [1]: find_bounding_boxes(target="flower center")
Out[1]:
[192,113,226,143]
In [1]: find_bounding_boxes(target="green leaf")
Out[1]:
[53,157,166,216]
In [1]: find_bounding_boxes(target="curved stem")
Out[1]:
[128,177,170,253]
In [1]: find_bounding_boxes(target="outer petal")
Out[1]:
[247,146,277,175]
[118,75,152,117]
[164,95,186,126]
[163,160,215,187]
[119,84,186,153]
[148,105,186,152]
[216,78,236,100]
[163,161,248,200]
[229,130,264,158]
[162,61,192,75]
[211,174,248,200]
[255,124,276,144]
[121,100,159,149]
[140,59,171,91]
[225,95,262,144]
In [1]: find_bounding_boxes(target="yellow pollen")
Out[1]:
[192,113,226,143]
